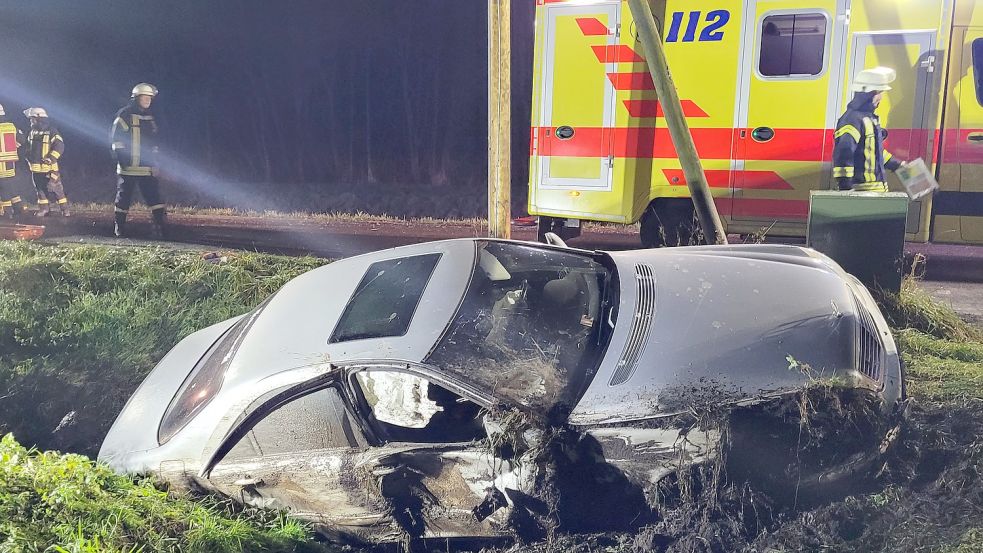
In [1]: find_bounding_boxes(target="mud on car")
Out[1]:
[99,238,904,543]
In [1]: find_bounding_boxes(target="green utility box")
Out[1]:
[807,191,909,293]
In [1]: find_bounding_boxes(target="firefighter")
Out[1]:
[833,67,906,193]
[23,107,70,216]
[0,103,26,220]
[111,83,164,238]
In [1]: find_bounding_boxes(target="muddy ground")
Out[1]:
[449,398,983,553]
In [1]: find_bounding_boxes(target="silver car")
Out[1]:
[99,238,903,542]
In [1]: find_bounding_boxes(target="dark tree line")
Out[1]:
[0,1,535,217]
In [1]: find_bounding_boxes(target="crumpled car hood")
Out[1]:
[570,245,861,425]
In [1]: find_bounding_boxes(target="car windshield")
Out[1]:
[425,241,613,416]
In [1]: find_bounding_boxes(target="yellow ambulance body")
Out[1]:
[528,0,983,246]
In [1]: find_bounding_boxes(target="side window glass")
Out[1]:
[972,38,983,107]
[354,371,486,444]
[222,387,366,463]
[758,13,828,77]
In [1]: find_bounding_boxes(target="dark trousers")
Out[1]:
[32,171,68,208]
[115,175,164,215]
[0,176,25,214]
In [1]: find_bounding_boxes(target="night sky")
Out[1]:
[0,1,536,217]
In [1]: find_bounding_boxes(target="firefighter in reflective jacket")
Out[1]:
[0,103,26,220]
[23,107,70,216]
[111,83,165,238]
[833,67,906,193]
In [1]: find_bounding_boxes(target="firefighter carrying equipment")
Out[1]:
[852,66,897,93]
[24,119,64,174]
[111,101,159,177]
[131,83,158,98]
[833,91,902,193]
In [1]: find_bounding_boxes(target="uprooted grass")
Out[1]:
[0,434,336,553]
[0,240,324,455]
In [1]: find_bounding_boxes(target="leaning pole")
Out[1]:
[626,0,728,245]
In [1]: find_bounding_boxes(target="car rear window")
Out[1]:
[329,253,441,343]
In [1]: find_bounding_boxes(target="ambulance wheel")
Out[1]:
[640,201,701,248]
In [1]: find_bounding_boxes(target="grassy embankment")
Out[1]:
[0,241,332,552]
[0,240,981,552]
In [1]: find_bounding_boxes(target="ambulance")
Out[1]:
[527,0,983,246]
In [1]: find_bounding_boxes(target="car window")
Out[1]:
[354,370,486,444]
[329,253,441,343]
[973,38,983,107]
[424,242,611,412]
[220,386,366,463]
[758,12,828,77]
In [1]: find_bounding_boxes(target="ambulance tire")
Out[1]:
[640,201,701,248]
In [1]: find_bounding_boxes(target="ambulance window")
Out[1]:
[758,13,828,78]
[972,39,983,107]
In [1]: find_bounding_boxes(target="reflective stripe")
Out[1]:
[49,149,61,160]
[863,118,876,183]
[37,199,49,204]
[114,207,129,213]
[832,166,855,178]
[853,181,888,192]
[118,166,153,176]
[112,142,126,150]
[148,204,166,211]
[11,196,22,203]
[883,150,893,163]
[834,124,861,142]
[0,201,11,207]
[114,117,129,132]
[57,198,68,204]
[132,120,141,168]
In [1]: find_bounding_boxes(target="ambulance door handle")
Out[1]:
[751,127,775,142]
[967,132,983,143]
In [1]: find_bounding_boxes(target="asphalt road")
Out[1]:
[9,208,983,324]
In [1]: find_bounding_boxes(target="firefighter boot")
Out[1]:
[60,203,71,217]
[36,204,50,217]
[151,209,167,240]
[114,212,127,238]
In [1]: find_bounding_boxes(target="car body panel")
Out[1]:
[98,238,904,543]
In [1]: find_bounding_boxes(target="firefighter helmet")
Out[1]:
[23,107,48,118]
[0,104,5,116]
[131,83,159,98]
[852,67,897,92]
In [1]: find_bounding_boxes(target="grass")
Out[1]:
[0,241,980,553]
[0,240,325,455]
[0,434,335,553]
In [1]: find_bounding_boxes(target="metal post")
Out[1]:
[488,0,512,239]
[626,0,728,245]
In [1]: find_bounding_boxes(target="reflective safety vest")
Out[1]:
[111,106,159,177]
[25,126,64,173]
[0,121,19,179]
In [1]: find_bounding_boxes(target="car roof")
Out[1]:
[219,239,478,390]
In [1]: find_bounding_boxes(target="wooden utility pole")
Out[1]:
[487,0,511,239]
[626,0,728,245]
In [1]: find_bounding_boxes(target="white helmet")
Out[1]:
[131,83,159,98]
[0,104,5,116]
[852,66,897,92]
[23,107,48,118]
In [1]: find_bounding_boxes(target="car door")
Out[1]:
[344,364,543,539]
[203,381,401,542]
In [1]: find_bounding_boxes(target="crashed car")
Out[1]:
[99,238,903,542]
